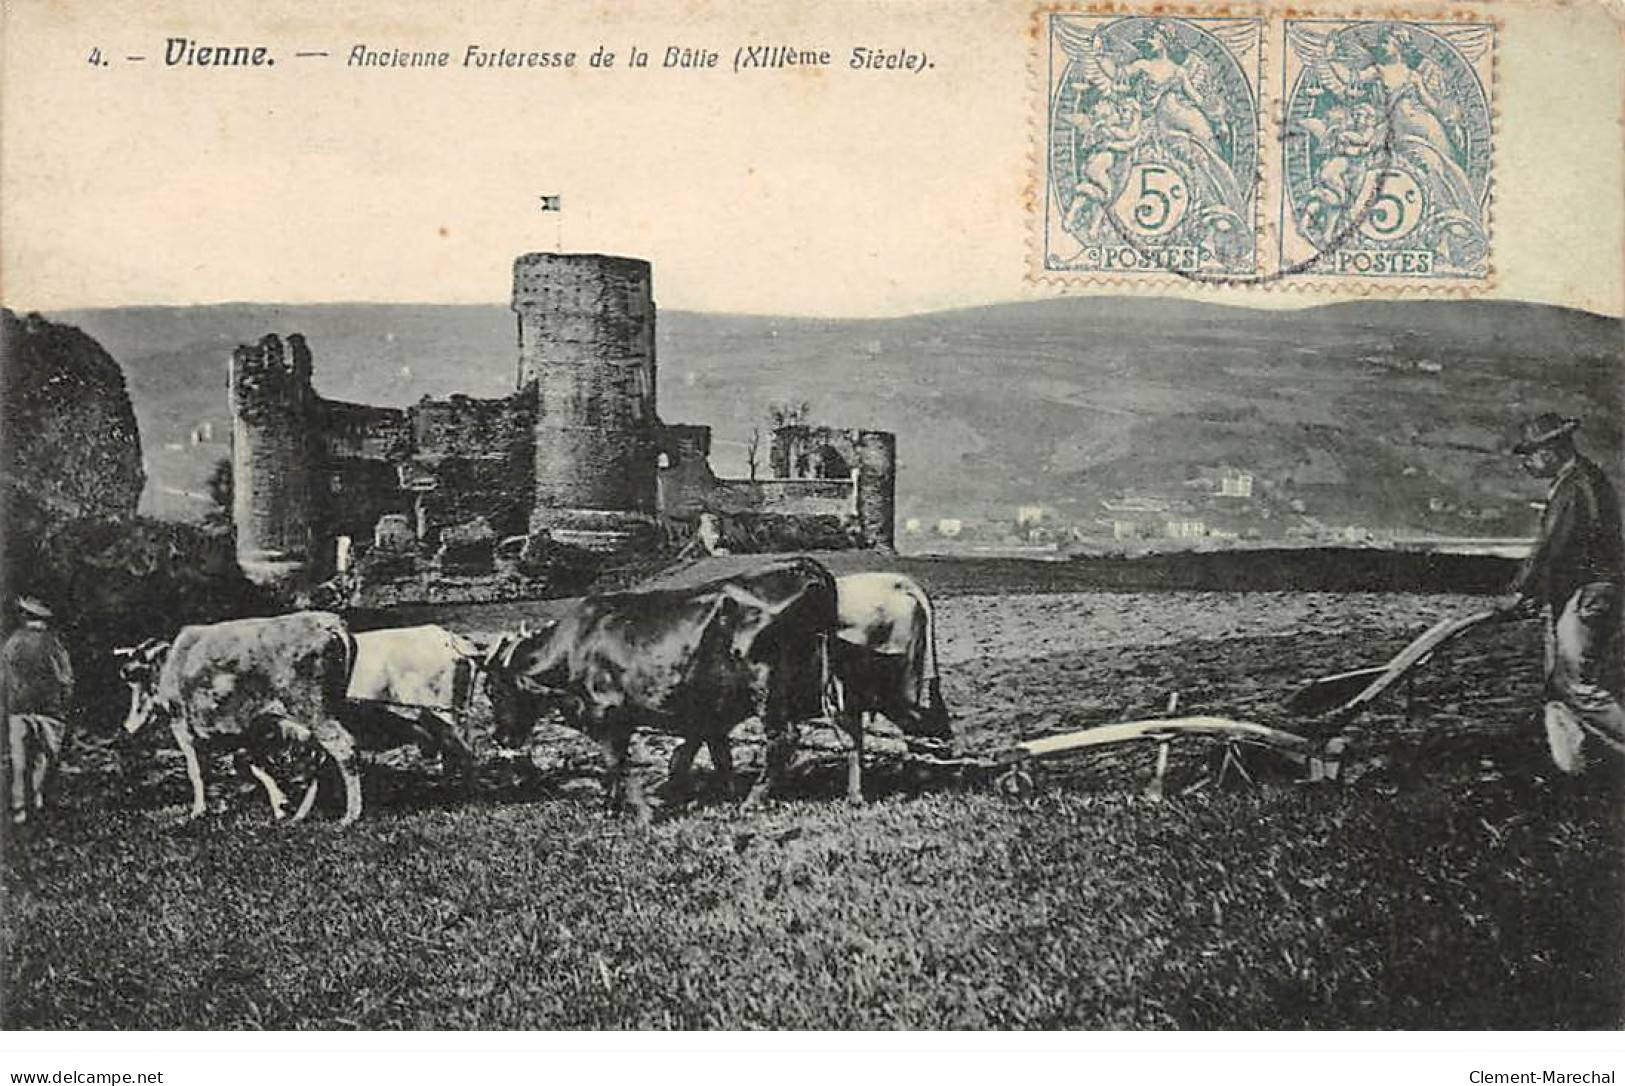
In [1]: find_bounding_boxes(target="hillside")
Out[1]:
[50,298,1623,537]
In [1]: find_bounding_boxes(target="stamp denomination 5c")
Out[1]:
[1280,19,1495,283]
[1041,13,1264,279]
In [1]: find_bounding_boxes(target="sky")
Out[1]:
[2,0,1623,317]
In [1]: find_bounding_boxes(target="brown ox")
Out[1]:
[485,556,838,821]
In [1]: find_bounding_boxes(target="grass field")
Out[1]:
[5,586,1623,1030]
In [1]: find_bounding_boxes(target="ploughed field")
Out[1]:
[5,584,1622,1029]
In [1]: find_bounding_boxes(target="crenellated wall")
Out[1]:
[768,425,896,551]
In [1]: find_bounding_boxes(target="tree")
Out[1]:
[764,401,813,476]
[746,427,762,481]
[202,457,233,536]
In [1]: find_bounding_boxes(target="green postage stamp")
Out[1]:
[1042,13,1265,279]
[1037,8,1496,288]
[1280,19,1495,282]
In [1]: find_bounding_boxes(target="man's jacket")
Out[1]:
[0,625,74,718]
[1510,454,1624,608]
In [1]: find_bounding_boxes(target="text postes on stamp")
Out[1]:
[1280,19,1495,283]
[1042,13,1264,279]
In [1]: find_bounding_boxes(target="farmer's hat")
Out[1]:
[1512,413,1582,455]
[15,596,53,620]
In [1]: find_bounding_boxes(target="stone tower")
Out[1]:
[229,333,313,584]
[854,430,898,552]
[512,253,659,532]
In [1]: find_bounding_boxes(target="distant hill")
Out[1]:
[49,298,1623,537]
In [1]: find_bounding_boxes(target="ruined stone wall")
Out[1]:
[232,341,543,589]
[316,458,403,544]
[310,400,412,549]
[687,510,863,554]
[409,390,537,542]
[229,334,313,582]
[767,424,896,550]
[756,479,856,517]
[658,417,867,550]
[225,252,896,603]
[513,253,659,528]
[318,399,412,461]
[412,393,532,463]
[768,425,825,481]
[306,390,538,563]
[681,478,855,518]
[659,423,713,463]
[414,452,533,544]
[656,424,720,519]
[661,420,891,547]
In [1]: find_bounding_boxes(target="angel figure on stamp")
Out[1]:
[1294,101,1382,247]
[1289,22,1491,265]
[1054,17,1254,255]
[1370,26,1489,264]
[1062,94,1145,237]
[1117,21,1243,211]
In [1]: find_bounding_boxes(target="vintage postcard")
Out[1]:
[2,0,1623,1066]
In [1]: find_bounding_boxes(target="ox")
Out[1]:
[117,612,363,825]
[833,572,951,742]
[344,625,480,784]
[485,556,838,822]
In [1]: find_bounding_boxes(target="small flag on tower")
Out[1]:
[538,194,562,212]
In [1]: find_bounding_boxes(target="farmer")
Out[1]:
[1494,414,1625,774]
[3,596,75,824]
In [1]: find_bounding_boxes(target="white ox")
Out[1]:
[832,572,951,741]
[344,625,480,782]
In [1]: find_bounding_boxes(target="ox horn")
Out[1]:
[719,583,775,613]
[481,635,510,670]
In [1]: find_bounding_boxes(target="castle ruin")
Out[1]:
[228,252,895,599]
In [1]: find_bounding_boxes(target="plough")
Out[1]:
[912,607,1500,801]
[908,697,1348,802]
[985,713,1349,800]
[1284,608,1499,721]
